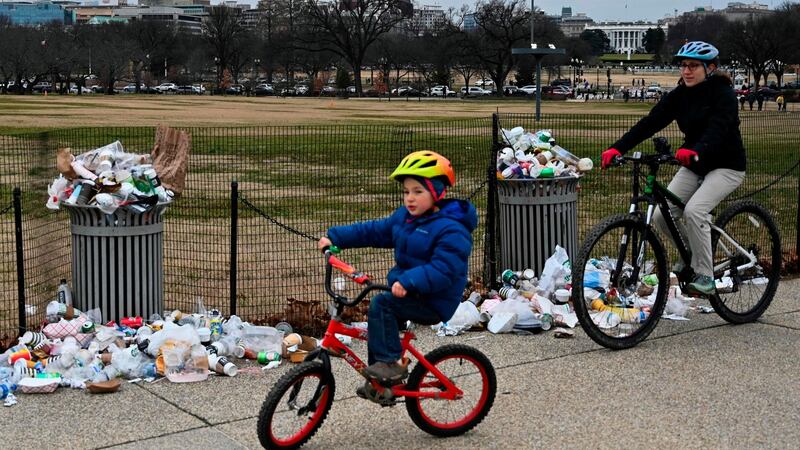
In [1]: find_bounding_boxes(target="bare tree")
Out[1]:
[724,16,780,87]
[91,23,137,94]
[128,20,175,92]
[204,5,247,91]
[302,0,412,95]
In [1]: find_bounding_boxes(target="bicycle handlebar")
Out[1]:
[323,248,390,307]
[608,137,697,168]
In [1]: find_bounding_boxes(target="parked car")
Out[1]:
[460,86,490,97]
[177,85,197,94]
[782,81,800,90]
[68,84,93,94]
[346,86,357,94]
[473,78,494,87]
[519,85,537,95]
[122,83,147,93]
[32,82,52,93]
[226,84,244,95]
[503,85,526,96]
[155,83,178,93]
[319,85,336,96]
[254,83,274,96]
[280,86,296,96]
[550,78,571,87]
[391,86,421,96]
[294,84,310,96]
[644,86,662,99]
[429,85,456,97]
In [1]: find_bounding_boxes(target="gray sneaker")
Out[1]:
[686,275,716,296]
[363,362,408,385]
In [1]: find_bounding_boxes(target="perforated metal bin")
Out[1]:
[63,203,169,322]
[496,177,579,276]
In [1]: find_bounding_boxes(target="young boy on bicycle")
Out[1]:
[318,151,477,385]
[601,41,746,296]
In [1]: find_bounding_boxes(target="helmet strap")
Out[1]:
[423,178,446,202]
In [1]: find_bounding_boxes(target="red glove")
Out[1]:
[601,148,622,169]
[675,148,698,166]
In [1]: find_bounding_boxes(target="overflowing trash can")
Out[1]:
[497,176,579,277]
[64,202,170,321]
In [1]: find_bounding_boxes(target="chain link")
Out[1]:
[239,196,319,242]
[0,202,12,216]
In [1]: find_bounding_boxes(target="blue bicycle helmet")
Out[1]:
[674,41,719,62]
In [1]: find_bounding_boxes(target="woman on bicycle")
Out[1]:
[601,41,746,296]
[318,151,477,384]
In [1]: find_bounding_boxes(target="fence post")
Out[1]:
[486,114,499,287]
[13,187,25,337]
[796,159,799,263]
[230,180,238,317]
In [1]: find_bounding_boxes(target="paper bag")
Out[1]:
[151,125,191,196]
[56,147,78,179]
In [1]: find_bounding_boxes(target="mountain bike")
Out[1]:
[257,247,496,449]
[572,137,782,350]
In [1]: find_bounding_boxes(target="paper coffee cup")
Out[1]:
[283,333,302,347]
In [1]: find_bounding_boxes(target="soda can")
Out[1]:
[120,316,143,329]
[257,352,281,364]
[81,322,95,333]
[498,286,518,300]
[534,313,553,331]
[501,269,519,286]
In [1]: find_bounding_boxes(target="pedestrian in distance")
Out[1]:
[747,91,756,110]
[317,151,477,386]
[601,41,746,296]
[756,90,764,111]
[739,94,746,111]
[776,94,785,112]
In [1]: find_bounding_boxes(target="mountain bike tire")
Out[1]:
[572,214,669,349]
[710,200,782,323]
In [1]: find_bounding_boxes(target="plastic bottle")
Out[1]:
[209,310,223,342]
[590,299,647,323]
[57,279,72,307]
[92,365,120,383]
[551,145,581,166]
[1,382,16,400]
[207,336,244,358]
[144,168,169,202]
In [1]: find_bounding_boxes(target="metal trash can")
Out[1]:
[497,177,579,276]
[64,203,169,321]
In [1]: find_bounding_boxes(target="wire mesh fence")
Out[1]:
[0,112,797,342]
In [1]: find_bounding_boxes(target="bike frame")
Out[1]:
[620,150,758,286]
[310,251,463,401]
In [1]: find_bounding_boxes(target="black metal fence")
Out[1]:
[1,112,798,345]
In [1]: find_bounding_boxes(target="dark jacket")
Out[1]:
[611,74,746,176]
[327,199,477,322]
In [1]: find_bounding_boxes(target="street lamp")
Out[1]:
[253,58,261,82]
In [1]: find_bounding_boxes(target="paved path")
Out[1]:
[4,279,799,449]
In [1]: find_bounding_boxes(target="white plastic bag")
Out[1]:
[538,246,571,296]
[446,302,481,329]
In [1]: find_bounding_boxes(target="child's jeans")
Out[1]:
[367,292,441,365]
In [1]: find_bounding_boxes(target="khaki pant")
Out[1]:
[652,167,746,277]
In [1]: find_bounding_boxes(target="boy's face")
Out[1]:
[403,177,435,216]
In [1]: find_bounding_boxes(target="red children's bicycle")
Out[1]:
[257,248,496,449]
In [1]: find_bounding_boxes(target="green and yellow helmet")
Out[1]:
[389,150,456,187]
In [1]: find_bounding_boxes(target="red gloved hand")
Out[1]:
[675,148,698,166]
[601,148,622,169]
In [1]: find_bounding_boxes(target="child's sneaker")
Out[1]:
[363,362,408,385]
[686,275,716,296]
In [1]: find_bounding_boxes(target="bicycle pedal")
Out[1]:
[359,381,397,406]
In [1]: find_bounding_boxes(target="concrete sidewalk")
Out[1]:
[4,279,799,450]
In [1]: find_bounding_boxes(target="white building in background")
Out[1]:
[587,21,669,53]
[409,4,446,34]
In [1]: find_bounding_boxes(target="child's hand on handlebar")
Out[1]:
[318,236,333,253]
[391,281,407,298]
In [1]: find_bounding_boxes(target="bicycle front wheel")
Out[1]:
[257,361,335,450]
[572,214,669,349]
[405,344,496,437]
[710,200,782,323]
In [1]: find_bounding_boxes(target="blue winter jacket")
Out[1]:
[327,199,478,321]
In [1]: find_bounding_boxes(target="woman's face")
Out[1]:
[680,59,715,87]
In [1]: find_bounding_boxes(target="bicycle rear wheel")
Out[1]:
[405,344,496,437]
[572,214,669,349]
[710,200,782,323]
[257,361,335,450]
